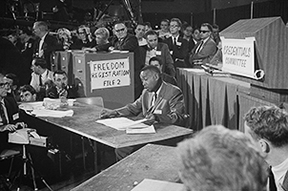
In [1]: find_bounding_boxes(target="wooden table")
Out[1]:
[71,144,181,191]
[23,99,193,173]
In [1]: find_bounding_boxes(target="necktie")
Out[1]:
[39,75,43,86]
[0,102,7,125]
[195,40,204,53]
[268,166,277,191]
[173,37,177,46]
[151,92,157,107]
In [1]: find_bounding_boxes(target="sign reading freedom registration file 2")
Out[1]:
[222,37,255,79]
[89,58,130,90]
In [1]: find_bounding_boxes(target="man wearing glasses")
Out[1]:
[0,73,26,153]
[189,23,217,66]
[164,18,189,68]
[112,21,142,99]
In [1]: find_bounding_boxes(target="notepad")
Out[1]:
[131,179,184,191]
[96,117,149,131]
[126,125,156,134]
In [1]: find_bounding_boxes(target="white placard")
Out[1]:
[222,37,255,78]
[89,58,131,90]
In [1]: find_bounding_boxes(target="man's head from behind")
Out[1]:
[177,125,267,191]
[145,30,158,49]
[53,70,68,89]
[140,65,161,92]
[19,85,36,102]
[244,105,288,163]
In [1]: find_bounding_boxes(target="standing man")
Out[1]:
[0,73,26,153]
[32,21,62,69]
[101,65,186,160]
[164,18,189,68]
[189,23,217,66]
[244,105,288,191]
[112,21,142,99]
[139,30,175,77]
[30,58,54,101]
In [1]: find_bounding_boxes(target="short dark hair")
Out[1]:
[161,19,169,24]
[5,73,19,87]
[149,57,162,66]
[144,30,158,39]
[244,105,288,147]
[53,70,67,77]
[141,65,161,76]
[33,58,47,69]
[201,23,213,32]
[144,22,151,28]
[19,85,36,95]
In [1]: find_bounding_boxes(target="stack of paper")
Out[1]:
[131,179,184,191]
[31,109,74,118]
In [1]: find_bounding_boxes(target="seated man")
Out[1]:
[0,73,26,153]
[177,125,267,191]
[101,65,186,160]
[4,73,20,101]
[19,85,37,102]
[149,57,177,86]
[46,70,83,99]
[30,58,54,101]
[244,105,288,191]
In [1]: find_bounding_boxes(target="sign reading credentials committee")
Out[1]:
[222,37,255,79]
[89,58,131,90]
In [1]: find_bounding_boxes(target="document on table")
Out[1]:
[126,125,155,134]
[96,117,155,132]
[31,109,74,118]
[131,179,184,191]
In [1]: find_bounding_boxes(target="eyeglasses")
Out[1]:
[170,25,179,28]
[0,82,10,88]
[200,30,210,33]
[115,28,125,33]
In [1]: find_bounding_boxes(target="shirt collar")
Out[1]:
[41,32,48,41]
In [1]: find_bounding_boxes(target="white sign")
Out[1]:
[89,58,130,90]
[222,37,255,79]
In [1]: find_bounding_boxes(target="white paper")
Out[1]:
[31,109,74,118]
[96,117,148,131]
[131,179,184,191]
[126,125,156,134]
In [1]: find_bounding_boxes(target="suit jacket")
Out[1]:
[33,33,62,69]
[30,70,54,92]
[139,43,175,77]
[113,33,142,98]
[189,37,217,65]
[116,81,186,126]
[0,96,21,152]
[164,35,189,62]
[46,84,82,99]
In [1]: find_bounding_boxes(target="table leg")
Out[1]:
[93,141,98,173]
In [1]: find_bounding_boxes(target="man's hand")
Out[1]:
[0,124,17,132]
[144,113,156,126]
[100,109,119,119]
[15,122,27,129]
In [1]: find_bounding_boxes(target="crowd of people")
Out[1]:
[1,17,287,191]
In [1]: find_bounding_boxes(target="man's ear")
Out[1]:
[259,139,270,153]
[32,94,36,101]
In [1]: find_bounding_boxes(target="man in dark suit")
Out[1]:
[189,23,217,66]
[244,106,288,191]
[112,21,142,99]
[46,70,84,99]
[32,21,62,69]
[139,30,175,77]
[164,18,189,68]
[0,73,26,153]
[101,65,186,160]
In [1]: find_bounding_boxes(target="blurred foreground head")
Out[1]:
[177,125,268,191]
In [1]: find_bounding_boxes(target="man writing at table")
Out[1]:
[101,65,186,160]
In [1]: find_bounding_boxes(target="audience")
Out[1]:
[83,27,111,52]
[72,25,96,49]
[148,57,177,86]
[244,105,288,191]
[178,125,268,191]
[30,58,54,101]
[57,28,73,50]
[164,18,189,68]
[157,19,171,41]
[189,23,217,66]
[139,30,175,77]
[19,85,37,102]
